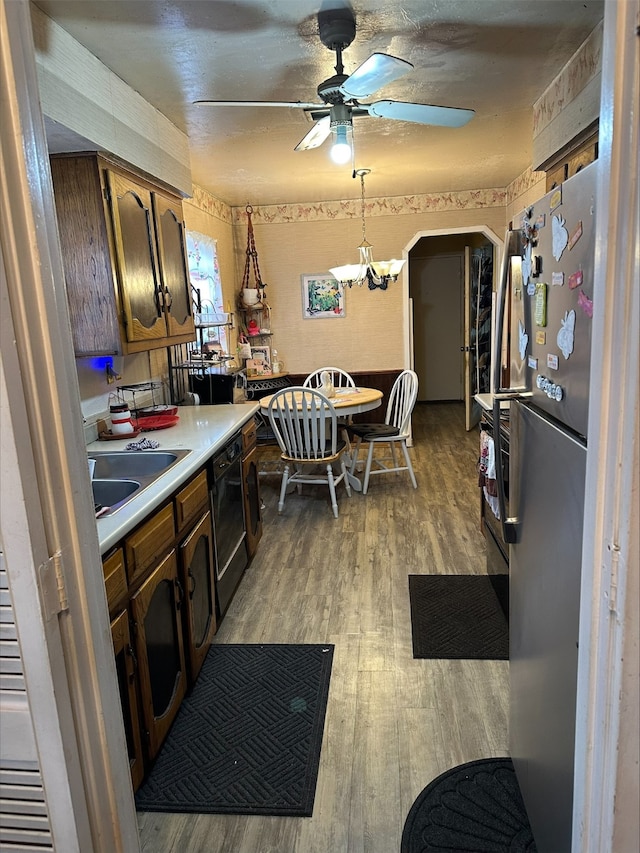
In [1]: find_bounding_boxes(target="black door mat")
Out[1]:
[402,757,537,852]
[135,643,334,816]
[409,574,508,659]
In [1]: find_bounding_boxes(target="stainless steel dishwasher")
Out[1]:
[210,432,248,617]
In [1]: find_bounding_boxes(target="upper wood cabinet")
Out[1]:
[50,154,195,356]
[545,131,598,192]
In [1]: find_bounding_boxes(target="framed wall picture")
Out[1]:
[301,274,345,319]
[250,345,271,371]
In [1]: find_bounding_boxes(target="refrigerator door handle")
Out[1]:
[491,229,530,544]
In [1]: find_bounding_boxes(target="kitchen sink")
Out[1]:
[89,449,192,515]
[92,478,140,512]
[89,449,191,479]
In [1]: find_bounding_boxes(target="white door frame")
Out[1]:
[401,226,503,377]
[399,226,501,445]
[573,0,639,849]
[1,1,139,849]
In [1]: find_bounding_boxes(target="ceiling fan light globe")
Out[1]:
[330,142,352,164]
[329,121,352,164]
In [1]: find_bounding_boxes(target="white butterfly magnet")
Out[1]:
[522,242,532,289]
[557,309,576,359]
[552,214,569,261]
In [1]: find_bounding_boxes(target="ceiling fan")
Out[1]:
[194,7,474,160]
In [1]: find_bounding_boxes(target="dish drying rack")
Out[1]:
[113,381,170,416]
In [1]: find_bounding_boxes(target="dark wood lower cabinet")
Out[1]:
[179,509,217,683]
[106,452,261,788]
[130,550,187,760]
[110,609,144,792]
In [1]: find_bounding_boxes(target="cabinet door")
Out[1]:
[50,155,122,356]
[125,503,175,588]
[242,446,263,558]
[103,547,127,616]
[106,170,167,344]
[179,510,217,682]
[111,609,145,791]
[174,469,209,536]
[130,550,187,760]
[153,193,195,340]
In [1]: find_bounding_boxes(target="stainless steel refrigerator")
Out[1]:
[492,160,598,852]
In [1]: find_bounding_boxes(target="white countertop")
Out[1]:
[475,393,511,412]
[88,403,259,554]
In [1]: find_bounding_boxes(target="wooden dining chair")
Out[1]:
[266,387,352,518]
[303,367,356,390]
[348,369,419,494]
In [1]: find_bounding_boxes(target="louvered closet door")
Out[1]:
[0,555,53,851]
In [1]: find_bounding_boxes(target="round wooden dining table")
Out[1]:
[258,385,383,418]
[258,386,383,491]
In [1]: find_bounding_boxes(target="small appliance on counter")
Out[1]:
[188,364,244,405]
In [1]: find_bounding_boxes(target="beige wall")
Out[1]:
[64,14,603,406]
[505,166,547,225]
[233,203,507,375]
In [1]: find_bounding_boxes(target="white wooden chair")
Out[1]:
[348,370,419,495]
[267,387,351,518]
[303,367,356,390]
[304,367,356,449]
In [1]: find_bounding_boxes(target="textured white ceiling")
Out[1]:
[35,0,604,207]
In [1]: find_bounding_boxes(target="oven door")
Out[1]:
[211,438,247,616]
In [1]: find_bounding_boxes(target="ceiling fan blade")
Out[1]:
[366,100,475,128]
[339,53,413,99]
[294,115,331,151]
[194,100,324,109]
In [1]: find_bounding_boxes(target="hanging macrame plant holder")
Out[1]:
[241,205,267,308]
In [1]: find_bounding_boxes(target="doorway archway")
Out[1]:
[401,226,503,429]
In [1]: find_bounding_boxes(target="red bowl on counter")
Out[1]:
[132,415,179,431]
[135,405,179,418]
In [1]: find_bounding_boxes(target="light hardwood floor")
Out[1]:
[137,402,509,853]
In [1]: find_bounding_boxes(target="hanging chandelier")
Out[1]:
[330,168,405,290]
